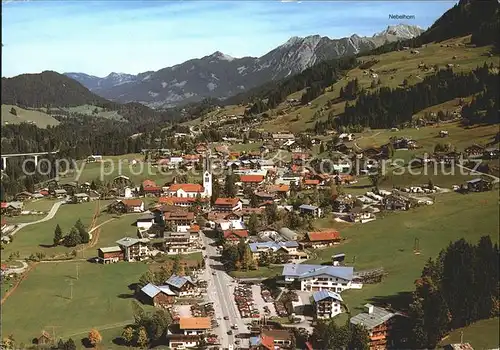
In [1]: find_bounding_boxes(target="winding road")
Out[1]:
[8,200,65,237]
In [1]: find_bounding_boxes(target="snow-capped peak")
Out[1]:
[209,51,235,61]
[374,24,423,39]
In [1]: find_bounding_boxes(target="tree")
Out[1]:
[172,254,182,274]
[427,178,434,190]
[319,143,325,154]
[224,174,237,197]
[368,169,384,192]
[348,323,370,350]
[64,227,82,247]
[53,224,63,246]
[131,300,146,325]
[121,326,134,347]
[247,213,259,236]
[75,219,90,244]
[136,327,149,349]
[65,338,77,350]
[87,329,102,348]
[9,107,17,116]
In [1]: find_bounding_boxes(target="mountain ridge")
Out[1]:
[64,24,423,108]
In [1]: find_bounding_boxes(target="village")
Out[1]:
[1,122,498,350]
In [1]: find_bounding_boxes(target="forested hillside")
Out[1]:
[314,63,498,131]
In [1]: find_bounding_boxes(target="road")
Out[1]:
[9,200,65,236]
[201,230,247,349]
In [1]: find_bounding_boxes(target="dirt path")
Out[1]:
[1,217,116,305]
[1,262,39,305]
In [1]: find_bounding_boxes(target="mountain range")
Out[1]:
[65,24,423,108]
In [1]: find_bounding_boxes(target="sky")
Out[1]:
[2,0,457,78]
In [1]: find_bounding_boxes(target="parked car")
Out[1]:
[227,330,233,335]
[224,316,229,320]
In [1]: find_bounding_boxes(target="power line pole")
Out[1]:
[68,279,74,299]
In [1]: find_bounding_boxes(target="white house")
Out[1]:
[313,290,344,319]
[136,213,156,235]
[282,264,362,293]
[116,237,151,261]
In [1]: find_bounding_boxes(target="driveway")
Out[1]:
[9,200,64,236]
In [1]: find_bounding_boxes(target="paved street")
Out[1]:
[201,230,247,349]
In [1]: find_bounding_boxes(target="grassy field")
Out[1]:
[60,105,126,122]
[306,190,499,315]
[1,261,149,346]
[57,154,201,186]
[354,122,499,154]
[1,104,60,128]
[2,201,114,259]
[439,317,500,349]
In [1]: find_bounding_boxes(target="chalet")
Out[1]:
[73,193,90,203]
[169,317,211,349]
[224,229,249,243]
[444,344,474,350]
[251,330,294,349]
[97,246,124,264]
[435,151,462,165]
[266,184,290,198]
[299,204,323,218]
[112,175,132,187]
[305,231,341,248]
[14,191,33,201]
[350,304,407,350]
[383,195,411,211]
[140,283,176,307]
[249,334,275,350]
[183,154,200,165]
[165,275,197,296]
[483,146,499,159]
[36,331,52,346]
[313,290,344,319]
[302,179,320,189]
[249,241,307,262]
[234,207,264,221]
[466,178,493,192]
[116,237,150,261]
[349,206,376,223]
[333,194,355,213]
[258,159,275,170]
[213,197,242,212]
[159,196,208,209]
[332,142,351,154]
[166,183,206,198]
[276,174,301,186]
[464,144,485,157]
[53,189,68,198]
[282,264,361,293]
[2,201,23,216]
[339,133,354,141]
[279,227,298,241]
[313,173,331,186]
[439,130,449,138]
[164,231,191,254]
[254,191,275,203]
[108,199,145,213]
[188,224,201,243]
[272,133,295,141]
[86,155,103,163]
[207,211,241,222]
[164,211,195,228]
[240,175,265,186]
[391,137,417,150]
[143,185,163,196]
[136,213,156,235]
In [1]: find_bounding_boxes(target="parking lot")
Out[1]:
[230,283,278,321]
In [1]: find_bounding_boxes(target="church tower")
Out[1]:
[203,151,212,198]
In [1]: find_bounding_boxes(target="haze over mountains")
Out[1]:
[65,24,423,108]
